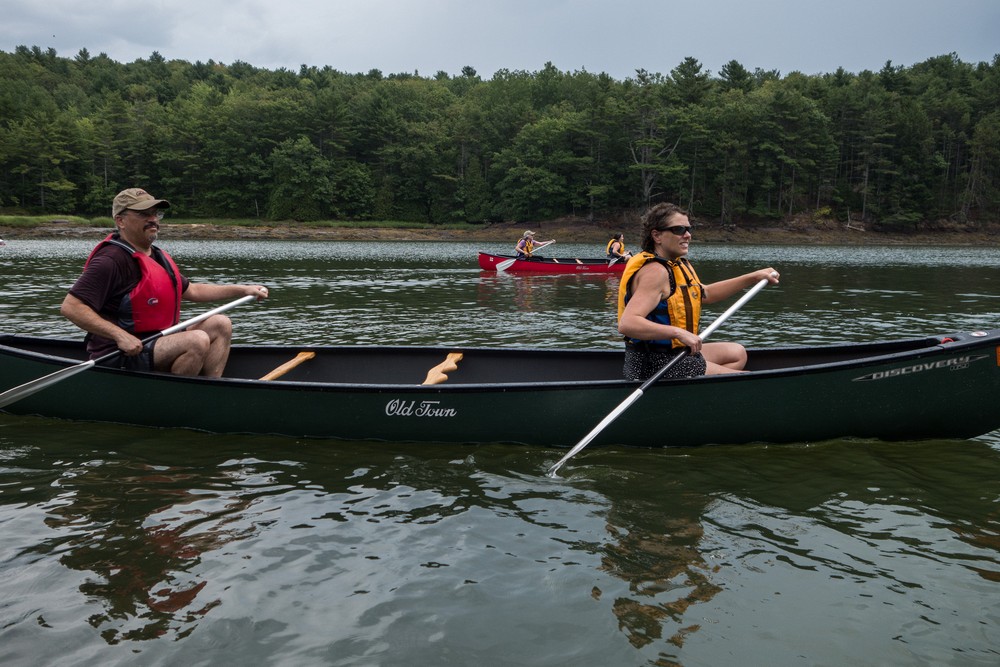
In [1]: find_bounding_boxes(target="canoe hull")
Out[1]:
[2,331,1000,447]
[478,252,626,274]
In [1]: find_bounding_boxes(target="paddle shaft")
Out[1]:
[0,294,257,409]
[547,277,772,476]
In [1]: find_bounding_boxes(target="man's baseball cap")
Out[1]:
[112,188,171,217]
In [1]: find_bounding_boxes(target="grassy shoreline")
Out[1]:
[2,215,999,246]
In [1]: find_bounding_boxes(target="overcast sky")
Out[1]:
[3,0,998,80]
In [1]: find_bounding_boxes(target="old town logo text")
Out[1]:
[385,399,457,417]
[852,355,987,382]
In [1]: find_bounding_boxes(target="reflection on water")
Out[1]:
[598,491,721,652]
[2,240,1000,665]
[3,420,999,666]
[41,451,265,644]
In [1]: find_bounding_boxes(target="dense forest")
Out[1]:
[1,45,998,229]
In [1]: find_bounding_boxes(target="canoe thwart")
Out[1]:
[422,352,464,385]
[259,351,315,381]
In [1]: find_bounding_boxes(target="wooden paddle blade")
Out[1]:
[259,351,315,381]
[496,258,516,271]
[422,352,464,385]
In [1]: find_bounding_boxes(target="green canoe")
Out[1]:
[1,329,998,447]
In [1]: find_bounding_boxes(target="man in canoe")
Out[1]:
[514,230,554,259]
[617,202,779,380]
[60,188,269,377]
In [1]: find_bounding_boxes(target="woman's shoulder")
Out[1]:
[630,255,669,280]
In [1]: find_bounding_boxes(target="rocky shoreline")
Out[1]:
[3,217,998,246]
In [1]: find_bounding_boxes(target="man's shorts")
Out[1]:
[96,341,155,372]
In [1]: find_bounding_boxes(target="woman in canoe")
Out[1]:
[617,203,779,380]
[514,230,554,259]
[606,233,632,263]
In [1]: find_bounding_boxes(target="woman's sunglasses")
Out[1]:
[660,225,692,236]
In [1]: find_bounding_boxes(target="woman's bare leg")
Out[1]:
[702,341,747,375]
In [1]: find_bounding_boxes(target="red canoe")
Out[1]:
[478,252,626,274]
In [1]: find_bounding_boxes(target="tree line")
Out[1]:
[1,45,998,229]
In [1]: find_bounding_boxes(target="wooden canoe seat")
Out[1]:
[422,352,464,385]
[259,351,315,380]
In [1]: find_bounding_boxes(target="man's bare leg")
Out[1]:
[152,315,233,377]
[153,330,211,375]
[188,315,233,377]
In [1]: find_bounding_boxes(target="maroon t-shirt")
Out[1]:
[68,241,190,357]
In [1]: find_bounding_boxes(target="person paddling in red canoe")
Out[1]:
[514,230,555,260]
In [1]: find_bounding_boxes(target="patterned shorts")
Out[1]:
[623,347,707,381]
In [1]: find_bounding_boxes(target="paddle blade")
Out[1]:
[496,258,517,271]
[0,360,96,409]
[547,385,646,477]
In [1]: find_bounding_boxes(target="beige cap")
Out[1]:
[112,188,170,217]
[523,230,536,238]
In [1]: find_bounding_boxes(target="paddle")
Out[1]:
[496,240,555,271]
[422,351,464,385]
[259,351,315,381]
[0,294,257,409]
[546,275,774,477]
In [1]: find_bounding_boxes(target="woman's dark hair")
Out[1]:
[639,203,687,252]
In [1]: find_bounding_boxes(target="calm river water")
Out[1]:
[2,238,1000,666]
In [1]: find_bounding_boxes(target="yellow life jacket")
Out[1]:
[617,252,703,349]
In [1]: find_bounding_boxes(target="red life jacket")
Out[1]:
[85,234,183,333]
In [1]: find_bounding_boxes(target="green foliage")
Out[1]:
[875,211,922,232]
[0,214,95,226]
[0,48,997,225]
[266,137,334,221]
